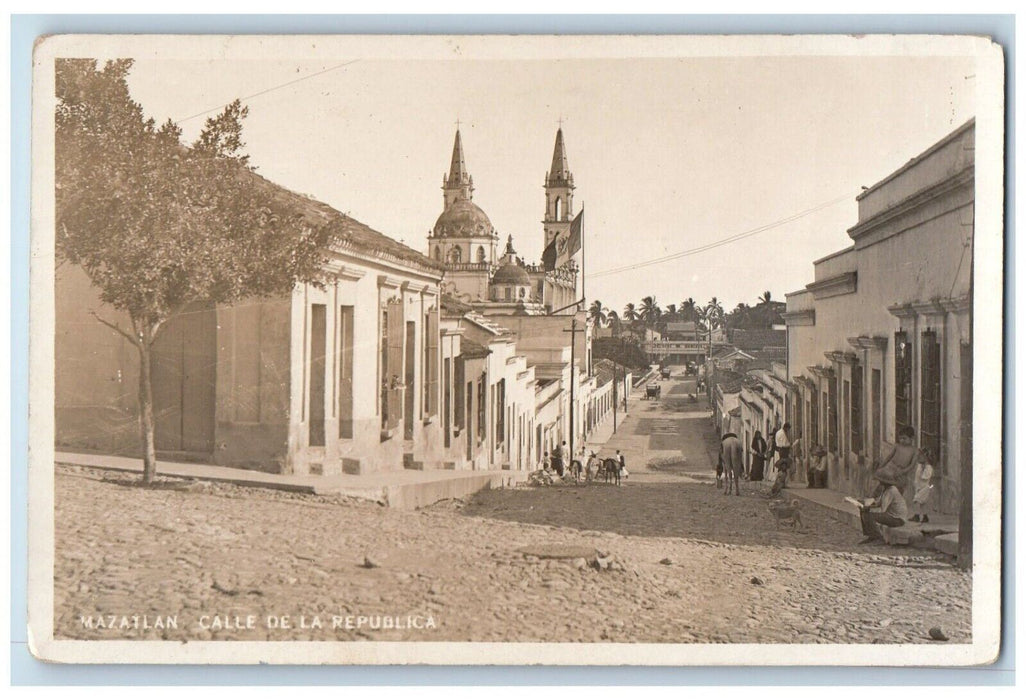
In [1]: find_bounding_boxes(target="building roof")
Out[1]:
[446,129,472,190]
[460,338,491,359]
[463,311,513,337]
[666,321,698,334]
[440,292,474,316]
[709,368,744,394]
[492,261,531,286]
[433,198,496,239]
[546,128,573,186]
[750,348,788,363]
[727,328,787,352]
[248,169,444,275]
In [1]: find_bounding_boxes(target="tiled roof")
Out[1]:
[460,338,491,359]
[440,293,474,316]
[728,328,787,351]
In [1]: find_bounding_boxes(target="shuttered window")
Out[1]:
[851,362,863,455]
[827,376,838,452]
[454,358,465,432]
[810,392,819,446]
[895,331,913,436]
[921,329,942,463]
[380,298,404,435]
[496,379,506,447]
[425,309,439,417]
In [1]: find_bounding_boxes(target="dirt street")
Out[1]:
[52,373,970,644]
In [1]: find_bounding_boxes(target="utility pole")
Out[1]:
[612,362,618,434]
[563,316,585,463]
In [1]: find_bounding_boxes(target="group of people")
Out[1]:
[856,426,937,543]
[541,442,628,485]
[718,420,939,544]
[719,422,795,486]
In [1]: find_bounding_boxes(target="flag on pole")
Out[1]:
[554,210,584,270]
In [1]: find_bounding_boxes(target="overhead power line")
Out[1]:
[177,60,361,123]
[588,193,855,280]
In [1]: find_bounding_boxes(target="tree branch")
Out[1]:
[90,311,140,347]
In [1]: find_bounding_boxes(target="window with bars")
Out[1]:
[895,330,913,436]
[851,362,863,455]
[921,329,942,463]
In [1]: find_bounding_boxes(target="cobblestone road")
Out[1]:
[52,373,970,645]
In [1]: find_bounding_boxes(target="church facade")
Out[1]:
[427,128,580,315]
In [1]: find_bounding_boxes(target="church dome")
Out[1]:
[492,261,530,286]
[433,199,496,239]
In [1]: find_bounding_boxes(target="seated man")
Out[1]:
[769,457,791,497]
[857,482,908,544]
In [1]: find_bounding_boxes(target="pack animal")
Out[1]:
[768,498,803,530]
[602,457,622,486]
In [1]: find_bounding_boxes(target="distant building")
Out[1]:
[784,119,974,514]
[427,128,579,315]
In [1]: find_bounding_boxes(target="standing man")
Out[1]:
[775,422,793,485]
[552,441,565,477]
[616,449,627,483]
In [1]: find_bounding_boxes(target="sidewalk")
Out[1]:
[55,451,524,510]
[787,483,960,556]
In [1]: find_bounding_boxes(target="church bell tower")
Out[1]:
[543,127,575,248]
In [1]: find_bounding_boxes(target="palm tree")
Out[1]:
[705,296,725,330]
[665,303,678,320]
[639,295,660,326]
[606,309,621,336]
[623,303,639,324]
[758,290,773,305]
[588,299,607,327]
[680,297,699,323]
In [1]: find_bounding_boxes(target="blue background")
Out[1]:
[9,13,1015,686]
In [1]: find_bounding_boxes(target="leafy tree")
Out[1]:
[680,297,699,323]
[588,299,608,327]
[56,59,331,482]
[606,309,621,336]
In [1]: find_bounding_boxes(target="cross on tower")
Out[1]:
[557,115,565,129]
[455,117,461,131]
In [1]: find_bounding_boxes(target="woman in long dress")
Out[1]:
[749,431,767,481]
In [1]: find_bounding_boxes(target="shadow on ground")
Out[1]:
[462,480,948,558]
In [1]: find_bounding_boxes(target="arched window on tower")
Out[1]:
[554,197,562,221]
[477,246,486,263]
[434,245,441,261]
[449,247,462,264]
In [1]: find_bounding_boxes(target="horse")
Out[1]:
[602,457,622,486]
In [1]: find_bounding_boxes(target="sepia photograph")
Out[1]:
[27,32,1005,666]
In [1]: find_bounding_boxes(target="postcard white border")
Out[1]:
[28,33,1005,666]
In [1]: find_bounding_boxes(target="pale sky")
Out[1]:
[125,50,976,315]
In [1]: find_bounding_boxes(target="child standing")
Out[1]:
[911,449,935,523]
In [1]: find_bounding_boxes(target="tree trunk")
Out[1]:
[137,340,158,483]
